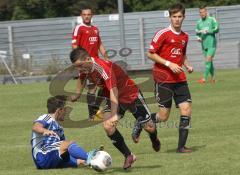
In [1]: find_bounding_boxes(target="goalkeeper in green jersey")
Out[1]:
[196,5,219,84]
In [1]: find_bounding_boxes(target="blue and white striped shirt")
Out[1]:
[31,114,65,158]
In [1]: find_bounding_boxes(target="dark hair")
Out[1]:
[168,3,185,16]
[81,6,93,14]
[47,96,66,113]
[199,5,207,9]
[70,47,89,63]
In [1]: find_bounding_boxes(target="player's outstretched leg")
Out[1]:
[108,129,136,169]
[104,114,136,169]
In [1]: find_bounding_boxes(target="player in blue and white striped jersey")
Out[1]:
[31,96,99,169]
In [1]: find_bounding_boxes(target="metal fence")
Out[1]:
[0,5,240,73]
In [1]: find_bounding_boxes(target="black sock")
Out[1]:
[149,129,158,142]
[151,113,158,123]
[178,115,190,149]
[87,92,97,118]
[95,88,104,108]
[108,129,131,158]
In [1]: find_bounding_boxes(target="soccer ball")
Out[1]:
[90,151,112,172]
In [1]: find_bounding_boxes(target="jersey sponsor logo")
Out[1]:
[171,39,175,43]
[89,37,98,42]
[170,48,182,57]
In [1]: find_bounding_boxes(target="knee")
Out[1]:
[61,141,73,151]
[180,105,191,116]
[156,110,170,122]
[103,119,118,134]
[159,114,169,122]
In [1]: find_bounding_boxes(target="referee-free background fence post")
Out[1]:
[118,0,126,49]
[8,25,15,70]
[238,41,240,68]
[215,8,220,43]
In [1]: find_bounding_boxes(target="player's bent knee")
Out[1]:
[103,120,118,133]
[158,109,170,122]
[60,141,73,151]
[159,115,169,122]
[180,105,192,116]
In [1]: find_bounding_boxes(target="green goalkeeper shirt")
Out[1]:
[196,16,219,50]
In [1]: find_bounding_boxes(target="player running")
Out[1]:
[72,7,108,120]
[31,96,100,169]
[69,47,160,169]
[147,3,193,153]
[196,5,219,84]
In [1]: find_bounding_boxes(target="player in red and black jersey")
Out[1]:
[147,3,193,153]
[69,47,160,170]
[72,7,108,120]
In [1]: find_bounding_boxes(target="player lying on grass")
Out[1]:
[69,47,160,170]
[31,95,101,169]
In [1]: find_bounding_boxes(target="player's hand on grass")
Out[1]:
[43,129,57,136]
[168,62,183,74]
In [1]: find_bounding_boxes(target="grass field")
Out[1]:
[1,69,240,175]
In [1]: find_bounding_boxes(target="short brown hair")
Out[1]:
[199,5,207,10]
[70,47,89,63]
[47,96,66,113]
[168,3,185,16]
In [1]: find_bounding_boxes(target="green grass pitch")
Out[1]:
[0,69,240,175]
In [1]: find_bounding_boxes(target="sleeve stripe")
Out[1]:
[73,24,82,37]
[42,114,51,121]
[153,28,169,43]
[94,63,109,80]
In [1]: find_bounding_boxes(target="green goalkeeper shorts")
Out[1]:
[203,47,216,57]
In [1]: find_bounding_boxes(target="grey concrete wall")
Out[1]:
[0,5,240,72]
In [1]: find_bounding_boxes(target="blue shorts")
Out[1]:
[33,142,78,169]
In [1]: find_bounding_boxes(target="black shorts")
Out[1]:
[104,91,151,124]
[155,81,192,108]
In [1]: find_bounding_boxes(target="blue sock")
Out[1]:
[68,142,88,160]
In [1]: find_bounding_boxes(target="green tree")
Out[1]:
[0,0,240,21]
